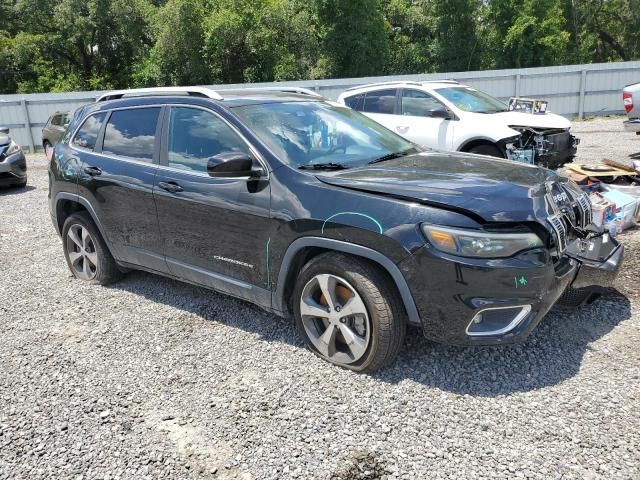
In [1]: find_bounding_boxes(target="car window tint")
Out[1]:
[344,94,365,111]
[402,90,446,117]
[50,115,61,126]
[167,107,251,173]
[71,112,107,150]
[102,108,160,161]
[362,89,396,114]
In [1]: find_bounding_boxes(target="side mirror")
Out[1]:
[0,127,9,134]
[207,152,259,178]
[430,109,452,120]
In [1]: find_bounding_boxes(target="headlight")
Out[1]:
[6,140,20,156]
[422,225,543,258]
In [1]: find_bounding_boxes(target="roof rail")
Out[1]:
[345,81,422,91]
[96,86,223,103]
[240,86,323,97]
[345,79,460,92]
[421,79,460,85]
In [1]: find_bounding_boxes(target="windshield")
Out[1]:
[436,87,508,113]
[232,101,417,168]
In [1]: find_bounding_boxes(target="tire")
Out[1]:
[468,144,504,158]
[293,252,406,373]
[62,211,122,285]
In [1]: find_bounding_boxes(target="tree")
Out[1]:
[433,0,483,72]
[135,0,209,87]
[316,0,390,77]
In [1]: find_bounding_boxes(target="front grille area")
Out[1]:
[575,193,592,228]
[545,182,594,255]
[548,214,568,253]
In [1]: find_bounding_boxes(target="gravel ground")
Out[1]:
[1,117,639,480]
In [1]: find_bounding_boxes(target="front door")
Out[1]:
[153,106,271,299]
[397,88,455,150]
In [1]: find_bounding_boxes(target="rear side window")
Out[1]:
[102,108,161,162]
[167,107,250,173]
[50,115,61,126]
[362,89,397,114]
[344,94,365,111]
[71,112,107,150]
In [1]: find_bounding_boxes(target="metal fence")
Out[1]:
[2,60,639,152]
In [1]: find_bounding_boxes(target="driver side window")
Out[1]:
[401,90,447,118]
[168,107,251,173]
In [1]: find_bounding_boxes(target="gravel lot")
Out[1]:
[1,117,639,480]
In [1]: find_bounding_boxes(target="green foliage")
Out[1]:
[1,0,640,94]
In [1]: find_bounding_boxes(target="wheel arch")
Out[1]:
[458,137,506,157]
[274,237,421,326]
[54,193,114,253]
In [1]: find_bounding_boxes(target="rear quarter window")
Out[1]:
[71,112,107,151]
[344,94,365,111]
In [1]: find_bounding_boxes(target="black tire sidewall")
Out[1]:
[293,255,390,372]
[61,212,115,285]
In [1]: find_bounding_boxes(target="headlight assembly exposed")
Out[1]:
[5,140,21,156]
[422,225,543,258]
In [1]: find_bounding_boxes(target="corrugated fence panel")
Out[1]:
[2,61,640,151]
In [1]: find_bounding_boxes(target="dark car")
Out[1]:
[0,127,27,188]
[48,87,623,372]
[42,111,70,157]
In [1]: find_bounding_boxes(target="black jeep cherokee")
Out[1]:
[48,87,623,373]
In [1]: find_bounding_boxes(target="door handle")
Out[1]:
[158,181,184,193]
[83,166,102,177]
[395,126,409,133]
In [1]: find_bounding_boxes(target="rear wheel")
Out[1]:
[468,144,504,158]
[62,212,122,285]
[293,252,405,373]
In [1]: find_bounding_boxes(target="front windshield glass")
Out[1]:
[436,87,508,113]
[232,101,417,168]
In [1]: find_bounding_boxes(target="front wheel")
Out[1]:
[293,253,406,373]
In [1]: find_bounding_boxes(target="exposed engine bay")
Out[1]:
[503,126,579,169]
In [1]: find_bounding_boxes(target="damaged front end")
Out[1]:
[503,126,579,169]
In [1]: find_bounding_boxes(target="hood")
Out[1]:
[316,151,557,223]
[484,110,572,130]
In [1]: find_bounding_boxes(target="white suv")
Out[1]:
[337,81,579,169]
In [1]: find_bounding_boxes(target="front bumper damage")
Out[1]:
[504,128,579,169]
[401,231,623,346]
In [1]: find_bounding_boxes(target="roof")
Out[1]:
[341,80,465,95]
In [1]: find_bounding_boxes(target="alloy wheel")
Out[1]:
[66,224,98,281]
[300,274,371,365]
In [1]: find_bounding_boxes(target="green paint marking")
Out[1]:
[519,275,527,286]
[514,276,519,288]
[321,212,384,235]
[265,237,271,289]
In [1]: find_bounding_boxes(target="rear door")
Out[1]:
[153,105,271,295]
[354,89,399,132]
[76,106,167,273]
[398,89,455,150]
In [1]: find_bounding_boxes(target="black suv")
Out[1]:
[49,87,623,372]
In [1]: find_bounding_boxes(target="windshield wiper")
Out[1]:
[298,162,349,170]
[368,148,415,165]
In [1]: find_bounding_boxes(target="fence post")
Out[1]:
[515,73,521,98]
[578,70,587,119]
[20,99,35,153]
